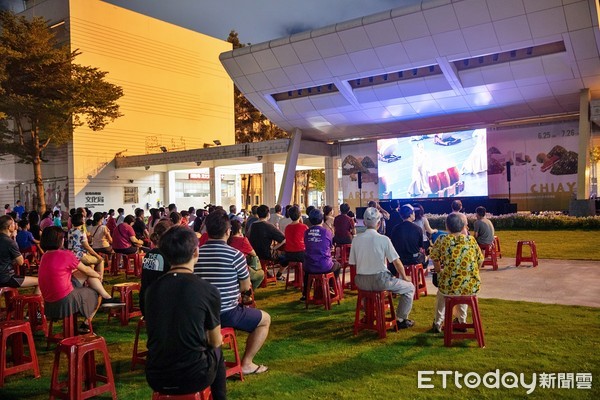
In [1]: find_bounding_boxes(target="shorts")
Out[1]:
[0,275,25,288]
[220,304,262,332]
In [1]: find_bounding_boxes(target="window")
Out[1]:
[124,187,138,204]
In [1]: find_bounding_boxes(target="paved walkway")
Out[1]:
[424,257,600,308]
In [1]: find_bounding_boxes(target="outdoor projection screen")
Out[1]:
[377,129,488,200]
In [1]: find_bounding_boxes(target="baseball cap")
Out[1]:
[400,204,415,219]
[363,207,381,222]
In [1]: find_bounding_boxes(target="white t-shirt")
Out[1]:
[349,228,399,275]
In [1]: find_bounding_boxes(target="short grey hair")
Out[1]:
[446,213,465,233]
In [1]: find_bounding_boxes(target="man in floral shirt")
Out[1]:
[429,213,483,333]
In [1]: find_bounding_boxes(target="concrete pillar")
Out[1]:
[210,167,222,206]
[277,129,302,206]
[262,161,276,206]
[165,170,176,206]
[577,89,591,200]
[325,156,340,207]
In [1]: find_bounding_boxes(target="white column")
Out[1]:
[210,167,222,206]
[277,129,302,206]
[165,170,176,206]
[577,89,591,200]
[262,161,276,206]
[325,156,340,206]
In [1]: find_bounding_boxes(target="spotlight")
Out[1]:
[256,155,263,161]
[213,140,221,146]
[196,161,202,166]
[144,166,150,170]
[160,146,168,153]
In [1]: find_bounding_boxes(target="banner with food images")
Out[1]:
[340,141,379,210]
[487,121,579,211]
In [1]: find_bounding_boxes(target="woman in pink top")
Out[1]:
[112,215,145,254]
[39,227,121,333]
[39,210,53,231]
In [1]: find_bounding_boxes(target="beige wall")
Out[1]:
[10,0,235,209]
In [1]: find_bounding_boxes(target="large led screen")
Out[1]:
[377,129,488,199]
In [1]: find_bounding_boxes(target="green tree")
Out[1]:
[226,30,288,143]
[0,12,123,212]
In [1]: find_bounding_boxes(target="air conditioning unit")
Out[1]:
[590,99,600,123]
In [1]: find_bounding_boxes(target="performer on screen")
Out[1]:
[461,129,487,174]
[407,142,431,197]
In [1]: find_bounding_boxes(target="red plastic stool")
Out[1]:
[494,236,502,258]
[404,264,428,300]
[12,294,47,335]
[335,244,355,290]
[479,243,499,270]
[221,327,243,381]
[0,287,18,320]
[285,262,303,291]
[123,252,144,278]
[305,272,341,310]
[443,295,485,348]
[259,259,277,288]
[152,387,212,400]
[107,282,142,326]
[131,317,147,371]
[49,334,117,400]
[110,252,121,276]
[0,320,40,387]
[354,289,398,339]
[516,240,538,267]
[46,313,93,349]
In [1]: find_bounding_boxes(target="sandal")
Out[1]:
[244,364,268,375]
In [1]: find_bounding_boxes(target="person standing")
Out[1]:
[390,204,427,272]
[145,226,226,398]
[13,200,25,220]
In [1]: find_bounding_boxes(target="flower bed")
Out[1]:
[426,212,600,230]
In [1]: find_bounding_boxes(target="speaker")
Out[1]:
[506,161,511,182]
[356,206,367,219]
[357,171,363,189]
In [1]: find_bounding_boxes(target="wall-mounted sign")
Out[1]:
[84,191,105,209]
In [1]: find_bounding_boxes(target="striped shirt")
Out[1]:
[194,240,249,313]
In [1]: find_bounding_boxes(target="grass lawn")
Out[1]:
[1,230,598,399]
[490,230,600,260]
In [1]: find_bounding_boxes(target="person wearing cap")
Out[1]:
[390,204,427,272]
[302,208,341,301]
[348,207,415,329]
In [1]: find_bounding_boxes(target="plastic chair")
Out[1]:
[49,334,117,399]
[404,264,427,300]
[46,313,93,349]
[305,272,341,310]
[516,240,538,267]
[353,290,397,339]
[0,287,18,321]
[443,295,485,348]
[258,259,277,288]
[221,327,243,381]
[107,282,142,326]
[131,317,147,371]
[479,243,499,270]
[285,262,303,291]
[0,320,40,387]
[12,294,47,335]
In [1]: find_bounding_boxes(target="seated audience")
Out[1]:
[429,213,483,333]
[278,205,293,233]
[333,203,355,245]
[68,213,105,279]
[412,203,437,254]
[348,207,415,329]
[473,206,495,246]
[302,208,341,301]
[0,215,39,292]
[16,219,41,256]
[112,215,146,254]
[195,209,271,375]
[145,226,225,398]
[88,212,113,256]
[248,205,286,279]
[390,204,427,271]
[227,219,265,290]
[140,220,173,316]
[39,226,121,333]
[323,205,335,235]
[280,206,307,269]
[40,210,53,231]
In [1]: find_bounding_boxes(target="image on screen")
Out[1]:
[377,129,488,199]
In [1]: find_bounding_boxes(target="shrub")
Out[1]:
[426,213,600,231]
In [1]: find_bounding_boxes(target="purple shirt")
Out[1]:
[303,225,334,273]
